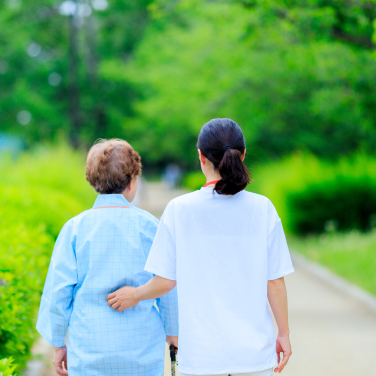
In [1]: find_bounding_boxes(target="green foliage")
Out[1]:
[0,220,53,370]
[0,143,95,212]
[248,152,376,235]
[0,357,18,376]
[0,145,95,371]
[100,0,376,167]
[182,171,206,192]
[288,177,376,234]
[2,0,376,166]
[290,229,376,296]
[0,0,153,145]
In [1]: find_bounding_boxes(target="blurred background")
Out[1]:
[1,0,376,375]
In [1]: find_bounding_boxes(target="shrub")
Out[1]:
[287,176,376,234]
[248,152,376,235]
[0,220,53,370]
[0,357,18,376]
[0,185,89,238]
[0,144,96,372]
[0,144,95,207]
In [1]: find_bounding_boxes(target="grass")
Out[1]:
[289,230,376,296]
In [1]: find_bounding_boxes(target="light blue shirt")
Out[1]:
[37,194,179,376]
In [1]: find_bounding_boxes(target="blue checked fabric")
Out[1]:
[37,194,179,376]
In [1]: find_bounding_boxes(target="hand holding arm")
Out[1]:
[267,277,292,373]
[107,276,176,312]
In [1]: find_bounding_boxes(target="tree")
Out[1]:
[99,0,376,166]
[0,0,153,147]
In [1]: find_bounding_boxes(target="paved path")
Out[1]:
[42,182,376,376]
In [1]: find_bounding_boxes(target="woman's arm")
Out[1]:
[107,276,176,312]
[267,277,292,373]
[36,222,77,376]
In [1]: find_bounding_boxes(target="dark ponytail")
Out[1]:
[197,118,250,195]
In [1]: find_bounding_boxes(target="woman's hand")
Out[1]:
[107,286,140,312]
[107,277,176,313]
[166,335,178,349]
[274,334,292,373]
[53,346,68,376]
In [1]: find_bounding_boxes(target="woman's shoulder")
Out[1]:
[243,190,270,203]
[60,209,91,229]
[133,206,159,227]
[243,191,278,212]
[167,190,203,206]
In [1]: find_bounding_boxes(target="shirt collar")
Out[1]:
[92,194,131,208]
[199,187,244,197]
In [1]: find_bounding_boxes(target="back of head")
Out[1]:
[86,139,142,194]
[197,118,250,195]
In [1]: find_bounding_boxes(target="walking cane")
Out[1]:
[169,345,178,376]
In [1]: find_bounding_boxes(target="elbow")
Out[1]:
[268,277,285,290]
[268,277,284,285]
[153,275,176,296]
[160,278,176,294]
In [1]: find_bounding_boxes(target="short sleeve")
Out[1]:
[144,202,177,280]
[267,201,294,280]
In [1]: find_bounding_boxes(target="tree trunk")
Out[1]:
[85,15,107,139]
[68,1,82,148]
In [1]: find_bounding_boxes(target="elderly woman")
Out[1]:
[37,139,178,376]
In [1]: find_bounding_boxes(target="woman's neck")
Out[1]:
[204,171,221,186]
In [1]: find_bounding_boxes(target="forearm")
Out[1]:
[135,276,176,302]
[267,277,289,336]
[107,276,176,312]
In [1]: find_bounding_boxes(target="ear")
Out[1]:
[127,178,132,191]
[241,149,246,162]
[198,149,206,165]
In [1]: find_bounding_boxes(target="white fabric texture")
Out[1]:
[145,188,294,375]
[180,366,274,376]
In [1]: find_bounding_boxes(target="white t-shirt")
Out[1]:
[145,188,294,375]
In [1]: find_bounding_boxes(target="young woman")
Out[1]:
[108,119,294,376]
[37,139,178,376]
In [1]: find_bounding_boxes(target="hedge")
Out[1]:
[0,144,93,205]
[249,152,376,235]
[287,176,376,234]
[0,220,53,369]
[0,145,95,372]
[0,357,18,376]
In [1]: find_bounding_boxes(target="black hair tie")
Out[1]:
[223,145,232,152]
